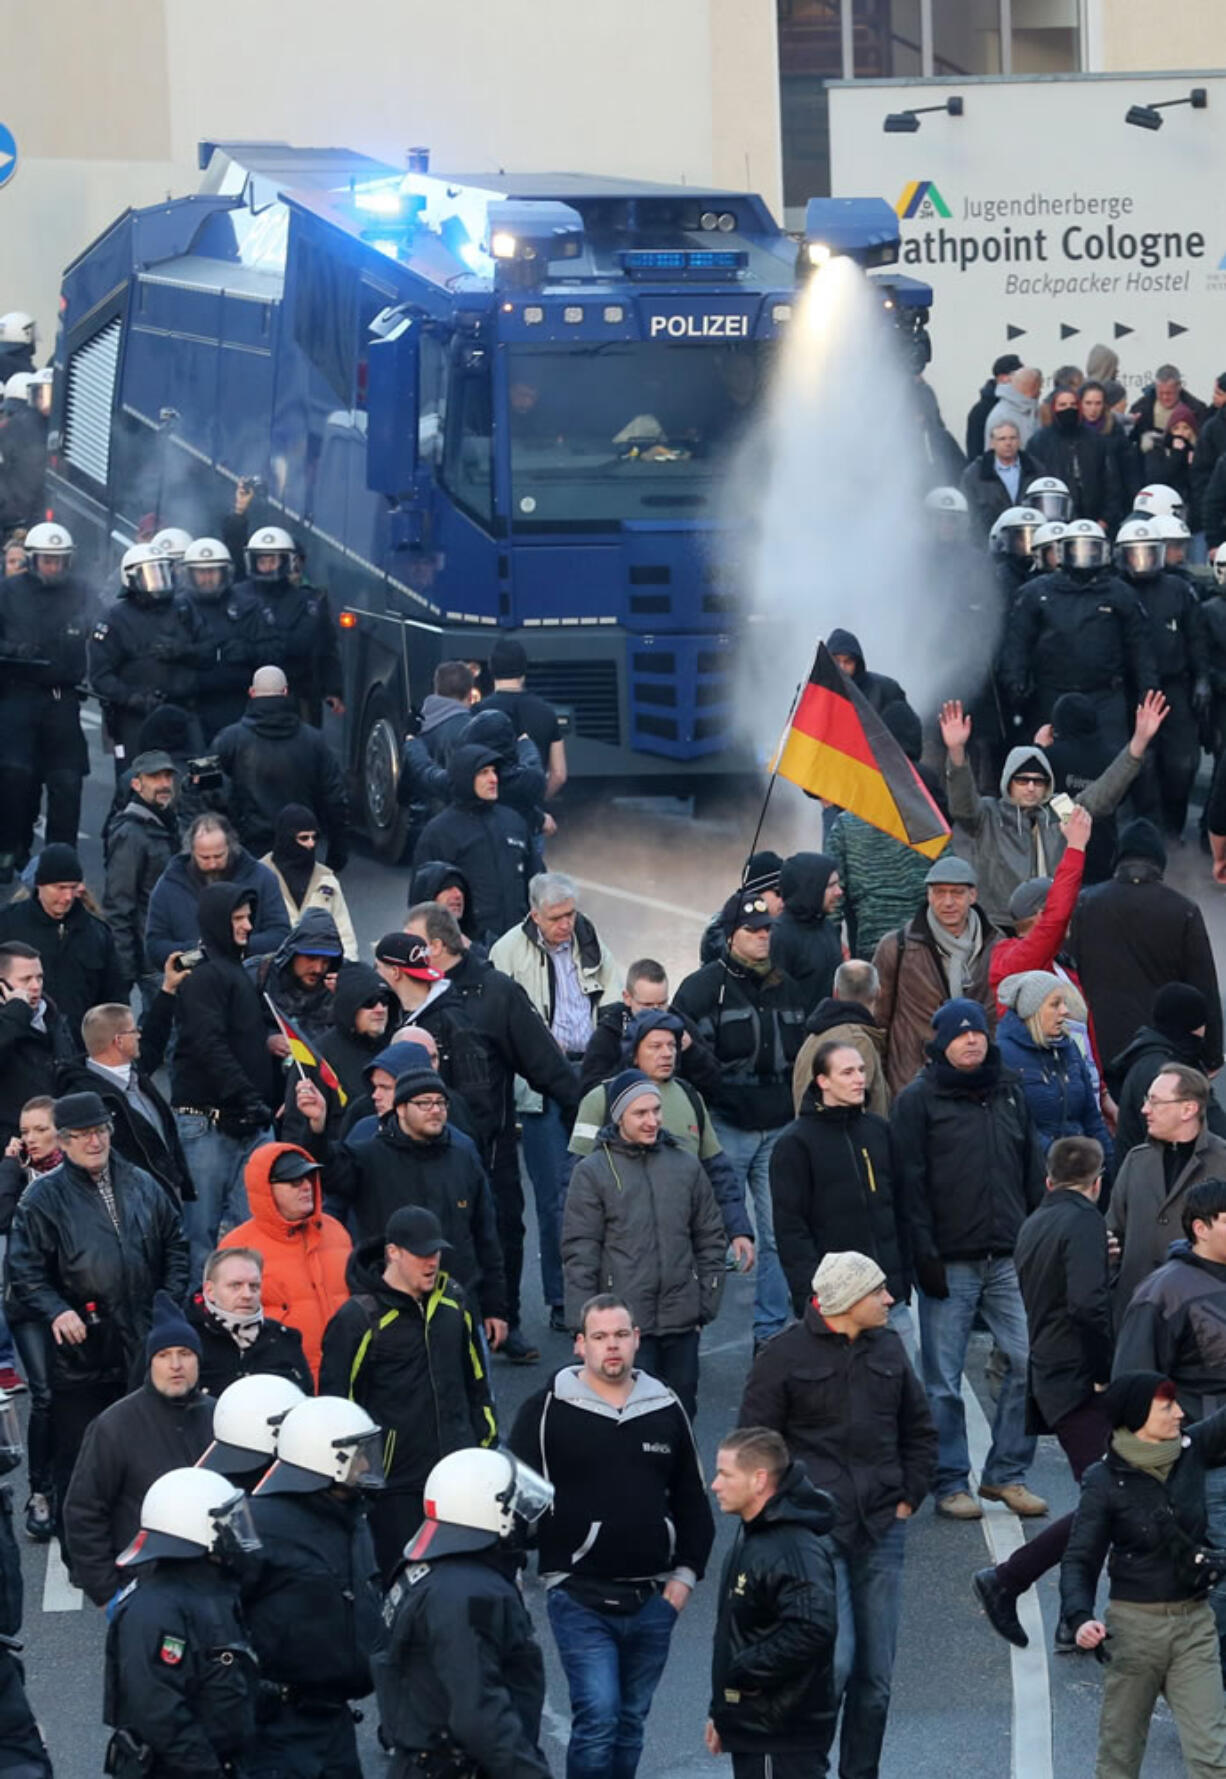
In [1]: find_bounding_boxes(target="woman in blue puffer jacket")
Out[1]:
[997,970,1113,1167]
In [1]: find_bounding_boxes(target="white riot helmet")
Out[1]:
[1134,483,1185,521]
[244,525,295,582]
[924,486,968,515]
[923,486,969,540]
[1114,518,1166,579]
[1057,518,1110,572]
[182,536,234,598]
[117,1466,260,1568]
[1213,543,1226,588]
[198,1374,306,1477]
[253,1396,385,1496]
[989,505,1045,559]
[405,1447,554,1562]
[150,526,192,564]
[121,542,176,600]
[26,367,53,417]
[1031,520,1068,568]
[1023,475,1073,521]
[23,522,74,581]
[0,312,36,347]
[3,372,31,405]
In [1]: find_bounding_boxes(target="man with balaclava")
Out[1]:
[261,802,356,960]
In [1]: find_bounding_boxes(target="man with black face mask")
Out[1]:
[1001,521,1158,752]
[1028,387,1124,528]
[1114,519,1205,840]
[90,544,204,773]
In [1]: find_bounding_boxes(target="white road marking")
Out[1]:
[566,875,708,923]
[41,1542,83,1612]
[963,1378,1053,1779]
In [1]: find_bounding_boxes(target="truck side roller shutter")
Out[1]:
[63,317,122,486]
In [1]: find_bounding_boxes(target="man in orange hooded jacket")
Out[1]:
[220,1142,350,1381]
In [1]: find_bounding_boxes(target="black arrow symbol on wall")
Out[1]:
[1169,321,1188,338]
[1060,323,1080,340]
[1006,324,1026,340]
[1114,322,1134,339]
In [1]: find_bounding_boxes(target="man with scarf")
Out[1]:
[1062,1369,1226,1772]
[186,1244,313,1397]
[892,999,1047,1521]
[260,802,356,960]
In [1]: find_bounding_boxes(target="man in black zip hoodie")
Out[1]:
[509,1292,714,1779]
[319,1205,496,1581]
[412,743,531,946]
[770,1038,910,1322]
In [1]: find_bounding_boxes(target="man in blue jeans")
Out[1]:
[892,997,1049,1520]
[740,1250,936,1778]
[509,1292,714,1779]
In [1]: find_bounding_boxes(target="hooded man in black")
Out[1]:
[1108,983,1226,1161]
[408,858,480,946]
[213,666,349,865]
[318,962,395,1104]
[247,906,344,1049]
[412,743,531,945]
[825,629,906,715]
[769,853,844,1014]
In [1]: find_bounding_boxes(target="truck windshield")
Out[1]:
[507,342,772,525]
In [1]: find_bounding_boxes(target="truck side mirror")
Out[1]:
[366,315,420,496]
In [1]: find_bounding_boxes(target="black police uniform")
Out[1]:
[0,565,94,859]
[242,1490,381,1778]
[374,1540,550,1778]
[0,401,48,534]
[90,589,205,770]
[235,575,342,719]
[1001,567,1158,752]
[104,1556,257,1778]
[0,1458,53,1775]
[178,586,259,739]
[1124,567,1205,836]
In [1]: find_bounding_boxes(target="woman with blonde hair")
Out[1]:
[996,971,1113,1161]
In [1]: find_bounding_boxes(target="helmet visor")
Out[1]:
[502,1453,554,1526]
[1004,523,1040,557]
[1062,535,1109,570]
[213,1491,261,1556]
[0,1395,23,1472]
[132,558,176,596]
[337,1428,386,1492]
[1117,541,1164,577]
[187,563,231,595]
[1029,488,1073,521]
[29,380,52,417]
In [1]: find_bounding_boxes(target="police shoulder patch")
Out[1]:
[158,1633,186,1666]
[92,624,109,642]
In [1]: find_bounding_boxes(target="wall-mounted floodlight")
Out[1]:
[1126,88,1207,130]
[883,97,964,134]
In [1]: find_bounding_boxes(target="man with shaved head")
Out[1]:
[212,665,349,864]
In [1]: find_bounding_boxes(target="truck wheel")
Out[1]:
[360,691,410,862]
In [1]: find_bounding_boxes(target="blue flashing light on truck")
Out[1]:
[46,143,932,855]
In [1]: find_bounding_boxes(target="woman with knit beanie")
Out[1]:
[996,971,1113,1163]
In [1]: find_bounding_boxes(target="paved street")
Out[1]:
[10,730,1224,1776]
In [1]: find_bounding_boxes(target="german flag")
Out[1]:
[774,643,950,859]
[263,994,349,1105]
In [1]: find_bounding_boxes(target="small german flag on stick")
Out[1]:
[772,643,950,859]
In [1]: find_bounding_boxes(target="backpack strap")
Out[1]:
[346,1292,400,1397]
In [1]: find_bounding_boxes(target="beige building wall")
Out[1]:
[1095,0,1224,71]
[0,0,780,347]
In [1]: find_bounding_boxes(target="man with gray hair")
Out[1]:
[792,959,890,1117]
[491,873,621,1333]
[962,415,1045,539]
[211,665,349,865]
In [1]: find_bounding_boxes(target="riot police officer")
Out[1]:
[235,527,343,721]
[374,1446,554,1779]
[244,1396,384,1778]
[90,544,205,772]
[0,312,36,385]
[105,1466,260,1778]
[150,528,193,577]
[1023,473,1074,521]
[0,369,49,538]
[1114,516,1205,838]
[0,520,94,875]
[987,504,1045,603]
[199,1372,307,1493]
[176,536,257,739]
[0,1387,53,1776]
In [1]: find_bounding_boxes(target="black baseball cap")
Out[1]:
[386,1205,453,1257]
[374,933,443,982]
[267,1149,320,1184]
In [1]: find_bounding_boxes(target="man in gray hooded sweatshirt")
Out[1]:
[938,691,1167,928]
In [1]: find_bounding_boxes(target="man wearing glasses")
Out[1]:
[1108,1064,1226,1309]
[6,1089,189,1536]
[54,1000,190,1207]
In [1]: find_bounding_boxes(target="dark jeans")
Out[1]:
[636,1330,700,1423]
[521,1092,575,1311]
[11,1321,53,1497]
[831,1518,907,1779]
[491,1125,526,1330]
[547,1584,678,1779]
[995,1397,1109,1596]
[732,1755,829,1778]
[52,1379,124,1549]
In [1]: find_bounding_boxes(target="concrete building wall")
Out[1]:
[1096,0,1224,72]
[0,0,781,346]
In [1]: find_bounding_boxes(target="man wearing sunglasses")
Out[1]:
[939,690,1167,929]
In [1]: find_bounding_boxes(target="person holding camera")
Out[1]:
[1061,1370,1226,1775]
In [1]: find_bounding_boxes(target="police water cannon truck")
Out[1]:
[46,143,930,854]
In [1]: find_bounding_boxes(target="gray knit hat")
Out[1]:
[1008,875,1052,924]
[607,1069,661,1125]
[812,1251,886,1317]
[998,970,1086,1023]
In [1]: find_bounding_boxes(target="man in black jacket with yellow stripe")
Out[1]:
[319,1206,496,1583]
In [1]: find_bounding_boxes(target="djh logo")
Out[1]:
[896,181,951,221]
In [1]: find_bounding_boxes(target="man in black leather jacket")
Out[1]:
[708,1428,838,1778]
